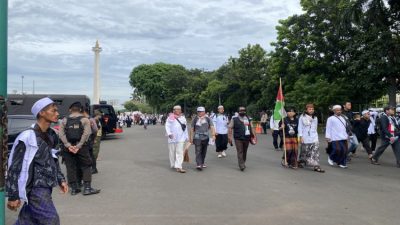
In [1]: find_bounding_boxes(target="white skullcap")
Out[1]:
[332,105,342,110]
[197,106,205,112]
[173,105,181,110]
[218,105,224,109]
[362,110,369,115]
[31,97,54,118]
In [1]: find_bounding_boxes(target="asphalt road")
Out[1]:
[5,124,400,225]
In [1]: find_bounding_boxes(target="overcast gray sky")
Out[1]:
[7,0,302,105]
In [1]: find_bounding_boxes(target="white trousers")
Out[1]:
[168,142,185,169]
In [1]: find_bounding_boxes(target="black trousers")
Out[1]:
[272,130,283,149]
[64,145,93,184]
[359,137,373,155]
[215,134,228,152]
[194,139,209,166]
[261,122,267,134]
[369,133,378,152]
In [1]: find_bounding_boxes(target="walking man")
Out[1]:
[6,97,68,225]
[371,106,400,167]
[343,102,359,157]
[298,104,324,172]
[59,102,100,195]
[270,115,283,150]
[326,105,350,168]
[228,106,255,171]
[260,112,269,134]
[165,105,189,173]
[353,110,373,159]
[212,105,229,158]
[190,106,215,170]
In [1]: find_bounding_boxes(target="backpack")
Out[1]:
[65,116,84,144]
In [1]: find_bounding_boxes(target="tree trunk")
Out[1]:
[387,75,397,106]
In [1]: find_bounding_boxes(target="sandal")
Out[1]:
[314,166,325,173]
[281,159,288,168]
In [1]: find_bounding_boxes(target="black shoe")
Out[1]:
[71,188,81,195]
[70,183,81,196]
[92,168,98,174]
[83,182,101,195]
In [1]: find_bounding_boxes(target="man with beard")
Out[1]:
[326,105,350,168]
[298,104,324,173]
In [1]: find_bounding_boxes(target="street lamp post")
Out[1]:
[21,75,24,94]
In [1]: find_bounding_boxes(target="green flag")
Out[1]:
[273,84,286,120]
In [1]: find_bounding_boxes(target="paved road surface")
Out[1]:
[6,124,400,225]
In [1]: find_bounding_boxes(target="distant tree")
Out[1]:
[124,101,139,112]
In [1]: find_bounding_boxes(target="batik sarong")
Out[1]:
[299,142,320,167]
[15,187,60,225]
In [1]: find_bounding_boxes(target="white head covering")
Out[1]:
[197,106,205,112]
[362,110,369,116]
[31,97,54,117]
[332,105,341,110]
[217,105,224,109]
[173,105,181,110]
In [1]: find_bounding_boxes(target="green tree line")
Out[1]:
[129,0,400,118]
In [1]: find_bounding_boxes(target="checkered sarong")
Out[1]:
[15,187,60,225]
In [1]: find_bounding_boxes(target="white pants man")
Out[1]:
[169,142,185,169]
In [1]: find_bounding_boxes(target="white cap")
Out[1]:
[197,106,205,112]
[31,97,54,118]
[332,105,341,110]
[217,105,224,109]
[362,110,369,115]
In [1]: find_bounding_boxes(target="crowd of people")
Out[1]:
[165,102,400,174]
[6,98,104,224]
[4,96,400,224]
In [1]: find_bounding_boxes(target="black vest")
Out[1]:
[233,117,251,141]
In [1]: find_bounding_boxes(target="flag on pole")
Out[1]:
[273,83,286,120]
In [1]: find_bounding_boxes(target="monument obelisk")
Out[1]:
[92,40,102,104]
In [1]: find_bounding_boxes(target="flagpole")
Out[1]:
[280,77,287,166]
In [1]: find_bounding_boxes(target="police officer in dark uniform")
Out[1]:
[59,102,100,195]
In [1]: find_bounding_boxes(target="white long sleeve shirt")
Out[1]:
[325,115,349,141]
[270,117,280,130]
[368,111,378,135]
[165,115,188,144]
[212,114,228,134]
[298,114,319,143]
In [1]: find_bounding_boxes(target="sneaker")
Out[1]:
[328,157,334,166]
[221,151,227,157]
[217,154,222,158]
[196,165,202,171]
[201,164,207,168]
[339,165,348,169]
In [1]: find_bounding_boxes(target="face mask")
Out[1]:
[239,112,246,117]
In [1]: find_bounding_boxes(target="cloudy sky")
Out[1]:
[7,0,302,105]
